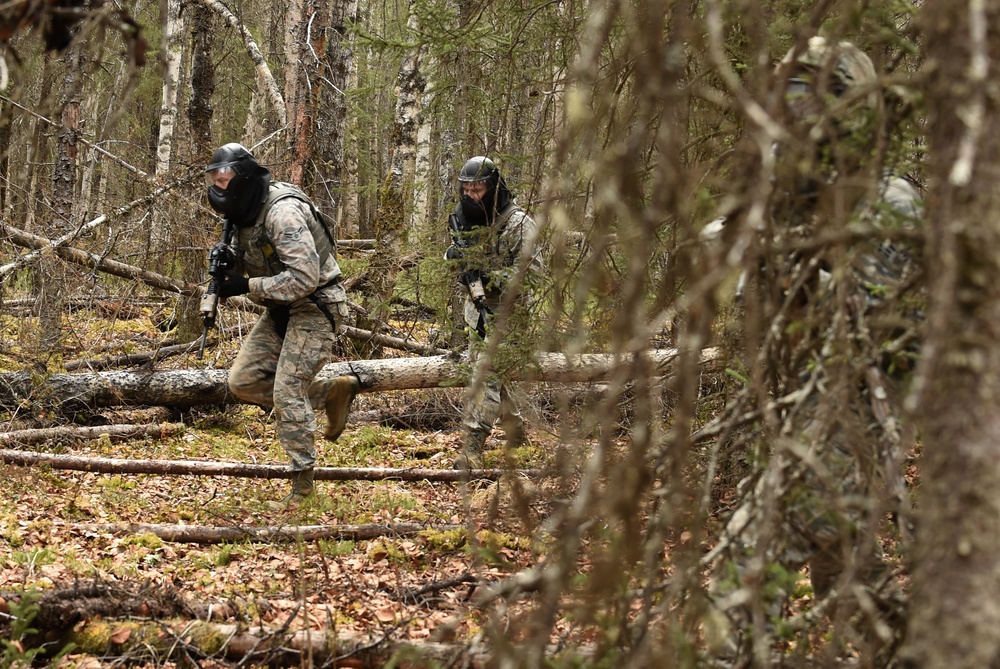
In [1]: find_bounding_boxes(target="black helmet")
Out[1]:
[459,156,500,186]
[457,156,512,228]
[206,142,271,225]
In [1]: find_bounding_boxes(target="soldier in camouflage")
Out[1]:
[703,38,923,662]
[205,143,360,508]
[445,156,543,468]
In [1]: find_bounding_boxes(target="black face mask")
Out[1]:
[460,192,492,228]
[208,169,271,226]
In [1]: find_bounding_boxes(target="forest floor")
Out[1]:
[0,302,573,667]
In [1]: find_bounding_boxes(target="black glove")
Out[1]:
[445,244,465,261]
[218,268,250,299]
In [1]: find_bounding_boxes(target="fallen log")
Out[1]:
[17,616,495,668]
[74,521,462,543]
[0,422,184,446]
[0,347,719,409]
[338,238,376,250]
[0,450,524,481]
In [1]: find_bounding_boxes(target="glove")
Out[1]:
[445,244,464,261]
[218,268,250,299]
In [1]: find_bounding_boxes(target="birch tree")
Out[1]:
[358,4,426,342]
[151,0,184,258]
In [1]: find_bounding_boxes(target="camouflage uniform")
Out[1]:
[705,38,923,661]
[228,182,351,473]
[460,202,543,450]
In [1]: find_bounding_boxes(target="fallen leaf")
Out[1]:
[110,626,131,644]
[374,607,396,622]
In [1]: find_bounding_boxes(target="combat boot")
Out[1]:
[324,375,360,441]
[453,429,488,470]
[267,468,315,510]
[501,413,527,449]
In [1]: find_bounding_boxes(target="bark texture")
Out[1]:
[74,522,462,544]
[902,3,1000,667]
[0,348,718,409]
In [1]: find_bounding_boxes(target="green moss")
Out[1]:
[123,532,165,550]
[188,622,229,655]
[420,528,467,552]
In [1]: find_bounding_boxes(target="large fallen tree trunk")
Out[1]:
[0,347,719,409]
[0,450,526,481]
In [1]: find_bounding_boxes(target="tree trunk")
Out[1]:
[358,4,425,352]
[0,348,718,409]
[17,615,494,667]
[35,49,83,370]
[902,2,1000,667]
[187,4,215,156]
[193,0,286,130]
[315,0,356,219]
[151,0,183,259]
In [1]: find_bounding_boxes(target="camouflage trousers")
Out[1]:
[463,337,524,450]
[229,306,338,471]
[708,385,907,660]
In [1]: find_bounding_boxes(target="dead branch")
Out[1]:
[0,450,530,481]
[2,223,246,311]
[340,325,448,356]
[64,340,205,371]
[391,572,479,604]
[191,0,286,126]
[74,521,463,543]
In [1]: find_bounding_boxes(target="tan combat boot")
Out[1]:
[324,375,360,441]
[267,468,315,510]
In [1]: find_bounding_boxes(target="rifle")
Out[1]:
[197,218,236,359]
[448,213,490,338]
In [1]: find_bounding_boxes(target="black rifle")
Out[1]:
[448,213,490,338]
[197,218,236,359]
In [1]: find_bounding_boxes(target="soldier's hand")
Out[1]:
[445,244,464,261]
[218,268,250,299]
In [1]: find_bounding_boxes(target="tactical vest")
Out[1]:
[239,182,341,283]
[239,182,345,331]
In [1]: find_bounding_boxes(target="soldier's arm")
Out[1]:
[249,199,322,303]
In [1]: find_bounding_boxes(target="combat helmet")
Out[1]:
[779,36,878,121]
[205,142,271,225]
[457,156,512,227]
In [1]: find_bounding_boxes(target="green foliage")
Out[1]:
[0,590,75,668]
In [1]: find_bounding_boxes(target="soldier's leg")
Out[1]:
[498,382,526,447]
[228,312,285,406]
[462,372,501,451]
[272,310,335,474]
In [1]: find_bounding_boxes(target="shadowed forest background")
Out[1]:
[1,0,999,667]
